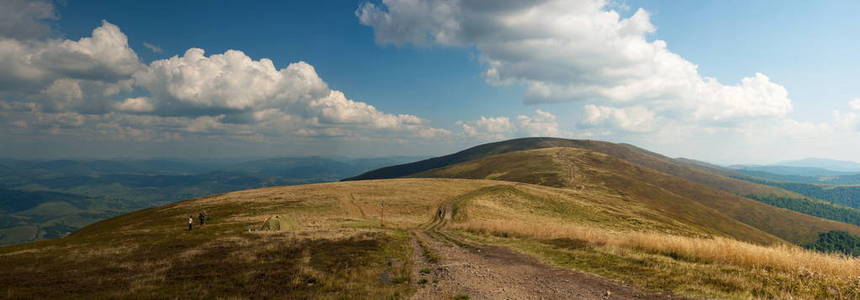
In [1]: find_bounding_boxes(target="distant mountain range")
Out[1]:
[726,158,860,185]
[776,158,860,173]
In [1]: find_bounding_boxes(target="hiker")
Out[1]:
[198,212,206,225]
[187,215,193,231]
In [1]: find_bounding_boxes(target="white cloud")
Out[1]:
[581,104,657,133]
[114,97,155,112]
[0,0,56,40]
[32,20,141,81]
[143,42,163,53]
[458,116,513,139]
[516,109,562,137]
[850,98,860,111]
[457,110,564,139]
[307,90,424,129]
[359,0,793,125]
[133,48,327,111]
[834,110,859,132]
[132,47,445,138]
[42,79,84,108]
[0,20,141,101]
[0,14,447,147]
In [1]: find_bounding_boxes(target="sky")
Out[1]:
[1,0,859,164]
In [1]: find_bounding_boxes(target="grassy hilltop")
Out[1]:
[2,138,860,299]
[411,147,860,245]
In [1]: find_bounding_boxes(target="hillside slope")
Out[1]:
[346,137,799,198]
[412,147,860,245]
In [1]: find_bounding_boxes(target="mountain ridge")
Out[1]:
[409,146,860,244]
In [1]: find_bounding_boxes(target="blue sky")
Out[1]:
[1,0,859,164]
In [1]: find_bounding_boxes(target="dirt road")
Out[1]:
[406,193,677,300]
[409,231,674,300]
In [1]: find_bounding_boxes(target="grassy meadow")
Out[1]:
[438,183,860,299]
[2,177,859,299]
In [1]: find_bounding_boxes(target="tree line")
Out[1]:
[745,194,860,227]
[736,176,860,209]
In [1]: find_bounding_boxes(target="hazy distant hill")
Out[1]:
[347,137,797,197]
[733,169,860,185]
[733,165,856,177]
[776,158,860,173]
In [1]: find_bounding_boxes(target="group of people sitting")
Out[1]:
[187,211,208,231]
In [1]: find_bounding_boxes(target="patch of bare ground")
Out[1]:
[410,231,671,300]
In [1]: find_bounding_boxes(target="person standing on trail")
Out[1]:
[198,212,205,225]
[187,215,193,231]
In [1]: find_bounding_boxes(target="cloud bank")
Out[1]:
[0,10,448,153]
[358,0,797,129]
[457,110,564,140]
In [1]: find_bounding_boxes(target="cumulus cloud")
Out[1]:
[308,90,423,129]
[37,21,141,80]
[358,0,793,125]
[0,14,447,146]
[0,20,141,100]
[134,48,323,111]
[516,109,562,137]
[131,47,446,137]
[0,0,56,40]
[581,105,657,133]
[458,116,513,140]
[457,110,564,139]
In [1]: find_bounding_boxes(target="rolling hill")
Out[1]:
[346,137,799,198]
[410,147,784,245]
[407,147,860,245]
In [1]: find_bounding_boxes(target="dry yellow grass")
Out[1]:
[3,177,858,299]
[453,219,860,278]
